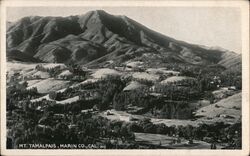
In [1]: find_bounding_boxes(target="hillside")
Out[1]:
[7,10,241,69]
[195,93,241,123]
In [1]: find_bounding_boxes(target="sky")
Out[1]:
[7,7,242,53]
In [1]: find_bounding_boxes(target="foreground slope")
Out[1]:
[195,93,241,123]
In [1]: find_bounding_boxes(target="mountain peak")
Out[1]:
[6,10,241,69]
[93,10,109,15]
[84,10,113,19]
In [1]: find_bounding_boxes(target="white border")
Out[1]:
[1,0,249,156]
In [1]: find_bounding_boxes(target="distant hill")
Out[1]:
[7,10,241,69]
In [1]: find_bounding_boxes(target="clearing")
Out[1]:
[195,92,241,123]
[132,72,159,82]
[91,68,121,79]
[134,133,221,149]
[161,76,196,84]
[123,81,146,91]
[27,78,71,93]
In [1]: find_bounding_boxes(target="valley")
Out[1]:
[6,60,241,149]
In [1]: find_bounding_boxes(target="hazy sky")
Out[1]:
[7,7,241,53]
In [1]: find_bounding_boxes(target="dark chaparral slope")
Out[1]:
[7,10,241,69]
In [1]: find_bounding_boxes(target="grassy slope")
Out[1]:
[195,92,241,123]
[27,78,71,93]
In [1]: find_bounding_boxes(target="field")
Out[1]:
[91,68,121,79]
[7,61,37,75]
[161,76,196,84]
[195,93,241,123]
[27,78,71,93]
[132,72,159,82]
[134,133,219,149]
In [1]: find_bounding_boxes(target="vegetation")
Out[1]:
[7,106,138,149]
[128,119,241,149]
[6,61,242,149]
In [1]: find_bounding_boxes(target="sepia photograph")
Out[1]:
[1,0,249,155]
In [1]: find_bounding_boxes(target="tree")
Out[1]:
[48,91,57,100]
[128,122,143,133]
[113,93,126,111]
[156,123,166,134]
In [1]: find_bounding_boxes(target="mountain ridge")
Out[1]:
[7,10,241,69]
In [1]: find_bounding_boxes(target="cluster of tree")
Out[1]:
[177,64,241,91]
[67,64,86,76]
[7,104,138,149]
[202,91,215,103]
[155,100,191,119]
[112,84,195,119]
[198,65,241,90]
[179,64,225,78]
[50,81,99,101]
[113,89,151,111]
[128,118,176,135]
[128,119,241,149]
[160,61,184,70]
[6,105,44,149]
[52,76,125,111]
[7,79,40,111]
[154,83,201,101]
[88,76,126,110]
[45,99,98,114]
[219,70,242,89]
[35,65,62,77]
[51,87,79,101]
[198,77,219,91]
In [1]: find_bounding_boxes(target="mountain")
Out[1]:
[7,49,40,62]
[6,10,241,68]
